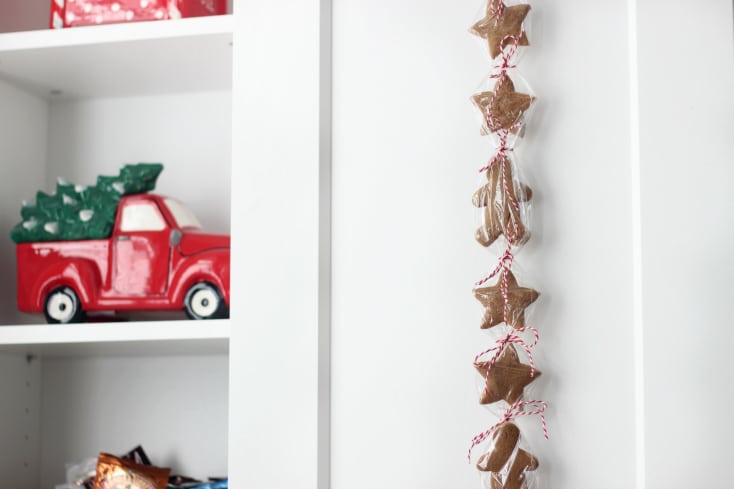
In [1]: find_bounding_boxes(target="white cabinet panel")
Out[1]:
[637,1,734,488]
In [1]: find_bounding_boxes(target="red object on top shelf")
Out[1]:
[50,0,227,29]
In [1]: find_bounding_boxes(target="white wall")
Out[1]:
[332,1,636,488]
[0,80,48,325]
[637,1,734,487]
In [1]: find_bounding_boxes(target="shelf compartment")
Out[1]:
[0,15,233,99]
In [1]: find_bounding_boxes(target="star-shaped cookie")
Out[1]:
[473,270,539,330]
[472,73,534,134]
[474,343,540,405]
[472,155,531,247]
[469,3,531,59]
[476,421,520,472]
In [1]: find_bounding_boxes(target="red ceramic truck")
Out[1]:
[16,193,230,323]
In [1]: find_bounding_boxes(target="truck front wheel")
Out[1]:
[184,282,229,320]
[44,286,85,324]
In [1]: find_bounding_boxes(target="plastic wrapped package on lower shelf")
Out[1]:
[58,445,227,489]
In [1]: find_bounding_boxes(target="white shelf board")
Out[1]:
[0,15,233,99]
[0,319,230,356]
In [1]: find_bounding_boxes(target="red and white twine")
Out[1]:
[489,0,505,25]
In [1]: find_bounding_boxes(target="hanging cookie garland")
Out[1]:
[467,2,548,488]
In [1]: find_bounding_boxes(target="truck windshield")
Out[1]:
[164,198,202,229]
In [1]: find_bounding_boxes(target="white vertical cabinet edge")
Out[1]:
[0,354,41,489]
[626,0,646,488]
[229,1,328,488]
[317,0,333,488]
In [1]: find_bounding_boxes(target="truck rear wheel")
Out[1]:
[44,286,85,324]
[184,282,229,320]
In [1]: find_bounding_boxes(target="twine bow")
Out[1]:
[474,326,539,378]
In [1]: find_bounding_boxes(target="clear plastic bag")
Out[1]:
[65,457,97,488]
[469,400,547,489]
[473,152,532,250]
[475,422,540,489]
[469,0,533,61]
[471,70,535,149]
[474,337,541,412]
[473,268,539,331]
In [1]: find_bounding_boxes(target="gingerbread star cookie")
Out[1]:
[488,448,539,489]
[473,270,539,330]
[473,155,532,247]
[469,3,531,59]
[474,343,540,405]
[472,73,534,134]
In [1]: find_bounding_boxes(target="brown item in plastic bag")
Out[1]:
[472,73,534,135]
[473,271,539,330]
[489,448,539,489]
[469,3,531,59]
[476,421,520,471]
[472,155,532,247]
[93,453,170,489]
[474,343,541,405]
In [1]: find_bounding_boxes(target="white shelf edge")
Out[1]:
[0,14,233,52]
[0,319,230,346]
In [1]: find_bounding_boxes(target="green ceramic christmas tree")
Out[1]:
[11,163,164,243]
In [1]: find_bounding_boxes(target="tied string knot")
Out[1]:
[478,131,513,173]
[467,400,549,463]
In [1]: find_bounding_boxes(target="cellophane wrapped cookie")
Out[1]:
[473,152,532,250]
[472,266,539,331]
[471,69,536,149]
[474,340,541,414]
[472,421,540,489]
[469,0,534,61]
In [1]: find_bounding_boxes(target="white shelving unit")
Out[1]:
[0,6,234,489]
